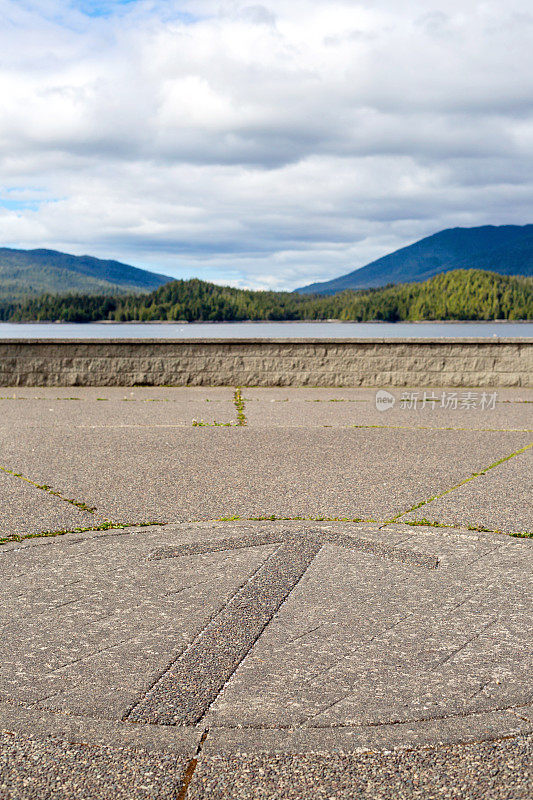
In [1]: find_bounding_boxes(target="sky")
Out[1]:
[0,1,532,290]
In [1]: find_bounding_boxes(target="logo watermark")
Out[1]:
[375,389,396,411]
[375,390,498,412]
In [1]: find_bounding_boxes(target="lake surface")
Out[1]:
[0,321,531,338]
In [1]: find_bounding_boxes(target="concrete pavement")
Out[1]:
[0,387,531,798]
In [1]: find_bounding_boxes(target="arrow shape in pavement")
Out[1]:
[125,530,437,726]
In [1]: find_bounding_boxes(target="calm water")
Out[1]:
[0,321,531,338]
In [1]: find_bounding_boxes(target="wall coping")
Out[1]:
[0,337,531,345]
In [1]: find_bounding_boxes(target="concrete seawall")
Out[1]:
[0,338,531,387]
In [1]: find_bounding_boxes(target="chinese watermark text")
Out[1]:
[375,390,498,412]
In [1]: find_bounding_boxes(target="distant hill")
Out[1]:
[0,247,172,300]
[295,225,533,294]
[1,269,531,322]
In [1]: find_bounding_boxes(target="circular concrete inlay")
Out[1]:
[0,521,531,752]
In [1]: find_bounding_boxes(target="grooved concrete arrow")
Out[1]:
[126,531,437,726]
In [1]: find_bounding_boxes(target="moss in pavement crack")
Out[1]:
[0,521,165,546]
[215,514,373,523]
[191,388,247,427]
[211,515,531,538]
[0,465,100,515]
[387,442,533,523]
[233,387,247,426]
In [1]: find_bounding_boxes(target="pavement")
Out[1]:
[0,386,531,799]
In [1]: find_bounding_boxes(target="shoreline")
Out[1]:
[0,319,531,326]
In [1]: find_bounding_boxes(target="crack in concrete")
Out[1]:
[285,625,323,645]
[0,464,105,516]
[190,387,247,427]
[48,634,141,674]
[509,708,533,723]
[301,610,418,716]
[460,542,510,569]
[0,521,165,547]
[302,692,354,726]
[233,387,247,426]
[209,515,531,537]
[430,618,498,670]
[348,425,532,432]
[163,579,213,597]
[469,679,493,700]
[177,728,209,800]
[386,442,533,524]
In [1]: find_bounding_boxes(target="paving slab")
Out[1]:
[246,386,533,402]
[0,397,237,429]
[2,386,529,431]
[0,426,529,524]
[203,709,533,753]
[0,469,99,539]
[403,445,533,534]
[489,388,533,401]
[0,701,200,755]
[243,388,379,401]
[244,387,533,402]
[244,394,532,430]
[0,523,530,735]
[2,386,532,402]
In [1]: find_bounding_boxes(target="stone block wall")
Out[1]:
[0,338,531,387]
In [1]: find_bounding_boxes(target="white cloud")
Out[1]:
[0,0,532,288]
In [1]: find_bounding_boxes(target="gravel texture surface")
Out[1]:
[188,735,533,800]
[0,729,190,800]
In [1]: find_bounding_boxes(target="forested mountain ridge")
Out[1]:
[0,247,172,300]
[0,269,530,323]
[295,225,533,295]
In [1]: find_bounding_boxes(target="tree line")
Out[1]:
[0,269,531,323]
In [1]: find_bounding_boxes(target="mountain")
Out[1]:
[295,224,533,294]
[0,247,172,300]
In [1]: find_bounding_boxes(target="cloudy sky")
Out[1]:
[0,1,532,289]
